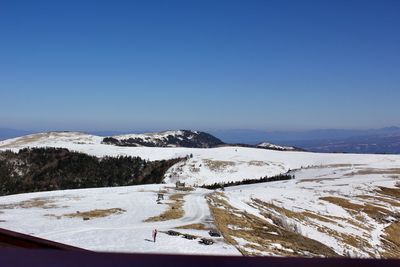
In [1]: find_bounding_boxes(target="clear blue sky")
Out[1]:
[1,0,399,132]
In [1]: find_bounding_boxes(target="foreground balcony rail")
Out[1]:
[0,228,399,267]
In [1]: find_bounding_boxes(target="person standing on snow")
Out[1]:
[152,229,158,243]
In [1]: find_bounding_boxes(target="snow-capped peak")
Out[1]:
[256,142,296,151]
[103,130,224,148]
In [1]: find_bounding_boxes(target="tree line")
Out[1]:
[200,173,294,190]
[0,148,182,196]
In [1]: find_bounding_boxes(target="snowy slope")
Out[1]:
[217,165,400,257]
[0,184,239,255]
[256,142,296,151]
[1,132,400,186]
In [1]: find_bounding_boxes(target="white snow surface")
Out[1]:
[112,130,195,141]
[0,184,239,255]
[256,142,296,151]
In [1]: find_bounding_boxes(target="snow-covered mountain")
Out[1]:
[256,142,296,151]
[1,131,399,186]
[102,130,224,148]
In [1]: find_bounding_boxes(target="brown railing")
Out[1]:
[0,228,86,251]
[0,228,399,267]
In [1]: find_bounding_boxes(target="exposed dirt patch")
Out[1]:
[64,208,126,219]
[144,193,185,222]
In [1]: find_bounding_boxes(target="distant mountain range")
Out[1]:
[282,132,400,154]
[210,126,400,143]
[210,127,400,154]
[0,128,33,141]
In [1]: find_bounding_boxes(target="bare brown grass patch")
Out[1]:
[207,193,337,257]
[357,195,400,208]
[381,222,400,258]
[203,159,235,171]
[0,198,59,209]
[344,168,400,176]
[308,164,364,169]
[247,161,268,167]
[253,199,376,255]
[144,193,185,222]
[297,177,339,184]
[376,186,400,199]
[320,196,364,210]
[320,196,393,223]
[64,208,126,219]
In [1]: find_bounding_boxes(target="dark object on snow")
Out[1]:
[166,230,180,236]
[208,230,221,237]
[83,217,90,221]
[199,238,214,245]
[152,229,158,243]
[176,181,185,188]
[182,234,196,240]
[201,173,293,190]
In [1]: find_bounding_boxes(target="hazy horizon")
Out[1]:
[1,124,399,135]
